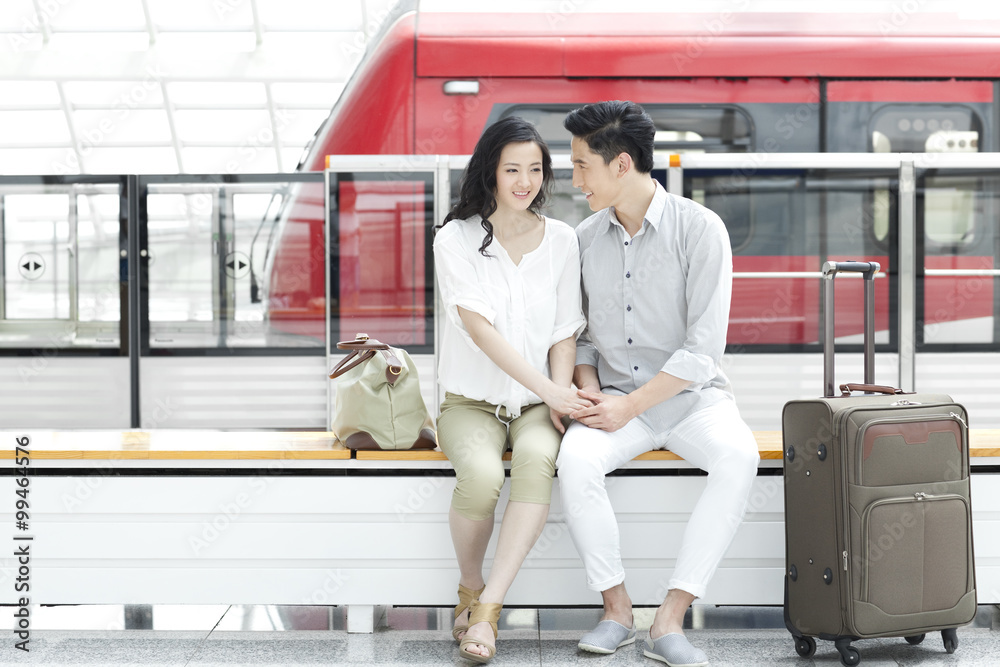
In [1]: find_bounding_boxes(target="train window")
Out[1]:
[870,106,981,154]
[916,169,997,347]
[500,105,753,154]
[870,105,983,248]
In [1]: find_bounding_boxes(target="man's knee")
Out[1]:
[715,438,760,482]
[556,445,603,487]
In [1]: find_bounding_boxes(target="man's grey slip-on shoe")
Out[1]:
[643,632,709,666]
[578,619,637,654]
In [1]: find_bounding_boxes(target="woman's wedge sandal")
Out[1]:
[452,584,485,643]
[458,599,502,664]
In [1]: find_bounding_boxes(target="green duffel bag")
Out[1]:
[329,334,436,450]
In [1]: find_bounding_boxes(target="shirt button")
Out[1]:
[628,338,632,344]
[633,366,639,371]
[627,305,632,312]
[626,272,630,278]
[624,241,629,246]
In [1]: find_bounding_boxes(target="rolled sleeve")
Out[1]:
[660,348,717,384]
[434,241,495,350]
[576,329,600,367]
[663,212,732,385]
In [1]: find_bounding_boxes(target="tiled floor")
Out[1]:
[0,604,997,666]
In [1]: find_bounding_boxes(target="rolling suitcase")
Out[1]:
[782,261,976,666]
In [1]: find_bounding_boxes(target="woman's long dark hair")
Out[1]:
[440,116,554,256]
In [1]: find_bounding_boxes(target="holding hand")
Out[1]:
[543,383,594,433]
[570,389,638,432]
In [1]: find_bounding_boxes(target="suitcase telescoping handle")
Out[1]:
[822,261,880,398]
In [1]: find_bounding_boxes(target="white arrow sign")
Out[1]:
[224,251,250,279]
[18,253,45,280]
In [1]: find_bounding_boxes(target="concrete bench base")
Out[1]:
[3,430,999,632]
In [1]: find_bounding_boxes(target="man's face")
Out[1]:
[571,136,621,212]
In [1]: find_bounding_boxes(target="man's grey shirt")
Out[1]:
[576,180,735,433]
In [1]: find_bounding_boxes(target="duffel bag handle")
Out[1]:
[329,349,376,379]
[329,334,404,384]
[839,383,903,396]
[336,333,388,351]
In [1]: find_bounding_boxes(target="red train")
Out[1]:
[263,2,1000,352]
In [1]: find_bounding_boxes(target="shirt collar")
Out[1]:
[643,180,667,231]
[607,179,666,235]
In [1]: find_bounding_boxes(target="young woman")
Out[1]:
[433,116,588,663]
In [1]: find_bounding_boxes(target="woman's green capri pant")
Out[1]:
[437,392,562,521]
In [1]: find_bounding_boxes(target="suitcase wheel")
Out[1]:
[942,628,959,654]
[794,636,816,658]
[835,638,860,666]
[904,634,925,645]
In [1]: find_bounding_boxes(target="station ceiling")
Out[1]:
[0,0,394,175]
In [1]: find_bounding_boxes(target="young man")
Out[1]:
[557,100,759,666]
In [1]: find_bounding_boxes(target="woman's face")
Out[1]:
[493,141,544,215]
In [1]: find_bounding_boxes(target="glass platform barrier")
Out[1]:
[2,154,1000,429]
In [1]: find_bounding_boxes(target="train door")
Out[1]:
[0,177,129,427]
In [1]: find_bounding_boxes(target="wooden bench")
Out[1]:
[2,430,998,632]
[10,429,995,461]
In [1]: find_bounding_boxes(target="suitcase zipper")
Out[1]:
[854,411,967,485]
[832,401,958,440]
[859,493,970,604]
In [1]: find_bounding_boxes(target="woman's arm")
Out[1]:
[459,307,590,421]
[547,335,582,432]
[548,336,576,389]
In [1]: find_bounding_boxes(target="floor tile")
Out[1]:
[0,630,207,666]
[1,605,996,666]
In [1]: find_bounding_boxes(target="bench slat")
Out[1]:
[4,430,997,462]
[1,431,351,460]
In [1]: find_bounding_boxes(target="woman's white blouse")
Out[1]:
[434,215,585,417]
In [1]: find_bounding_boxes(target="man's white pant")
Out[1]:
[556,400,759,599]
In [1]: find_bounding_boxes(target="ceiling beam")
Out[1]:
[55,80,86,173]
[140,0,159,46]
[0,47,360,83]
[159,80,185,173]
[29,0,51,45]
[249,0,265,47]
[264,83,284,172]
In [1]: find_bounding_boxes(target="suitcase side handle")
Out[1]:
[822,261,881,397]
[839,383,903,396]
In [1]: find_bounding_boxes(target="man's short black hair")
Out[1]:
[564,101,655,174]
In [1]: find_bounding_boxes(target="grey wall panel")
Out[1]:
[0,357,130,428]
[140,356,327,429]
[724,353,901,432]
[918,352,1000,428]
